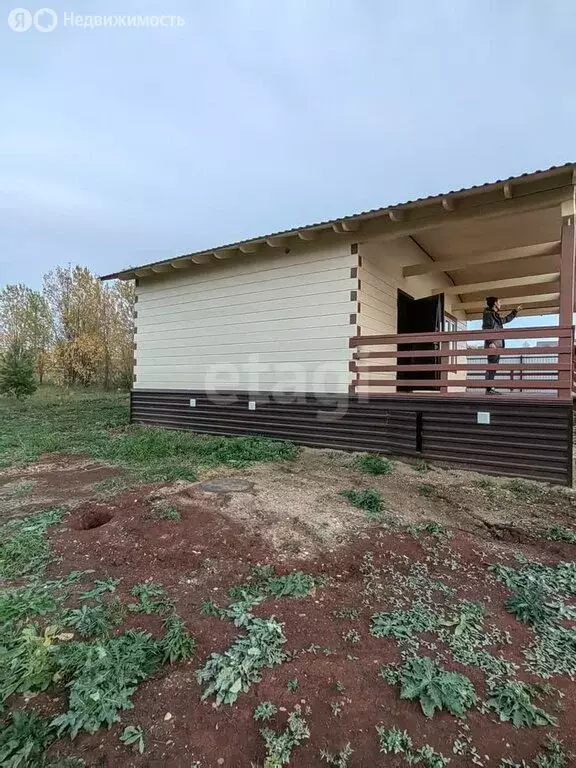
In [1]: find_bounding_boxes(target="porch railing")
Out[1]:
[350,325,574,400]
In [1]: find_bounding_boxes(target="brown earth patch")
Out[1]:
[0,454,122,522]
[4,449,576,766]
[37,480,576,768]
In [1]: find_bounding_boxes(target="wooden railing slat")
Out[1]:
[355,345,564,359]
[350,324,574,400]
[352,362,568,373]
[350,325,572,347]
[355,378,567,389]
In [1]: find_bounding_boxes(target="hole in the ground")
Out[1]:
[72,508,113,531]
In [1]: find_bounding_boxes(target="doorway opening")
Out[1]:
[397,290,444,392]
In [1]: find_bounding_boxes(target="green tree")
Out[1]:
[0,341,37,399]
[44,266,134,389]
[0,284,52,382]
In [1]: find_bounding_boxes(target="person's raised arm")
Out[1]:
[503,306,522,324]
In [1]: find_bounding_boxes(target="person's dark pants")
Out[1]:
[485,353,500,392]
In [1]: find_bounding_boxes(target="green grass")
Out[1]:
[154,505,181,522]
[546,525,576,544]
[352,454,394,476]
[0,388,299,481]
[0,508,65,579]
[340,488,383,516]
[92,476,133,495]
[0,479,36,499]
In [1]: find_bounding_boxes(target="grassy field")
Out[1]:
[1,389,576,766]
[0,387,298,480]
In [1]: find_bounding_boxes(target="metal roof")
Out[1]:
[101,162,576,280]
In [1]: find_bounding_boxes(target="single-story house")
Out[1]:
[102,163,576,485]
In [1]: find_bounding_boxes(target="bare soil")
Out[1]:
[0,455,121,522]
[3,450,576,766]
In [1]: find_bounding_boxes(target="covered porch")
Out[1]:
[351,175,576,403]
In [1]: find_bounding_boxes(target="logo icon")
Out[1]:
[33,7,57,31]
[7,7,33,31]
[7,7,57,32]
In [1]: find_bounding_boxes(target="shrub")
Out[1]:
[0,342,37,400]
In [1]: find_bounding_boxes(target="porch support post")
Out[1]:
[559,196,576,327]
[559,195,576,399]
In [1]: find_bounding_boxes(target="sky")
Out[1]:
[0,0,575,293]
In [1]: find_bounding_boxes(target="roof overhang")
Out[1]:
[100,163,576,281]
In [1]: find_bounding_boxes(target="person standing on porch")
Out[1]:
[483,297,522,394]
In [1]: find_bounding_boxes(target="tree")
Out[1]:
[0,284,52,382]
[0,341,37,399]
[43,265,135,389]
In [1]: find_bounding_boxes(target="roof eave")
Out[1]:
[100,162,576,281]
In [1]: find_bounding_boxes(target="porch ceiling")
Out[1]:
[412,205,563,318]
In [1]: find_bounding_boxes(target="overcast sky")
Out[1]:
[1,0,574,290]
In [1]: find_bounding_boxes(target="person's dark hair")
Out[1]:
[486,296,498,309]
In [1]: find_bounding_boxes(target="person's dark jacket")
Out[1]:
[482,308,517,349]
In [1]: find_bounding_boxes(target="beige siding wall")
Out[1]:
[134,241,357,392]
[356,238,465,392]
[358,237,462,335]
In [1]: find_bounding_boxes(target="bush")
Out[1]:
[0,342,37,400]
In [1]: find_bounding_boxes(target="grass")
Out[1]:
[0,388,299,481]
[340,488,383,516]
[546,525,576,544]
[0,508,65,579]
[352,454,394,476]
[0,479,36,498]
[154,505,181,522]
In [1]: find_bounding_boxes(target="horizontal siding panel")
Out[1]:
[138,289,352,321]
[135,240,355,391]
[132,391,418,454]
[358,303,396,325]
[138,247,354,301]
[359,267,397,295]
[137,308,350,334]
[135,349,352,364]
[135,338,348,355]
[136,322,352,345]
[130,390,572,485]
[138,261,354,307]
[138,271,353,312]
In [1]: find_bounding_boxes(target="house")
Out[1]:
[102,163,576,485]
